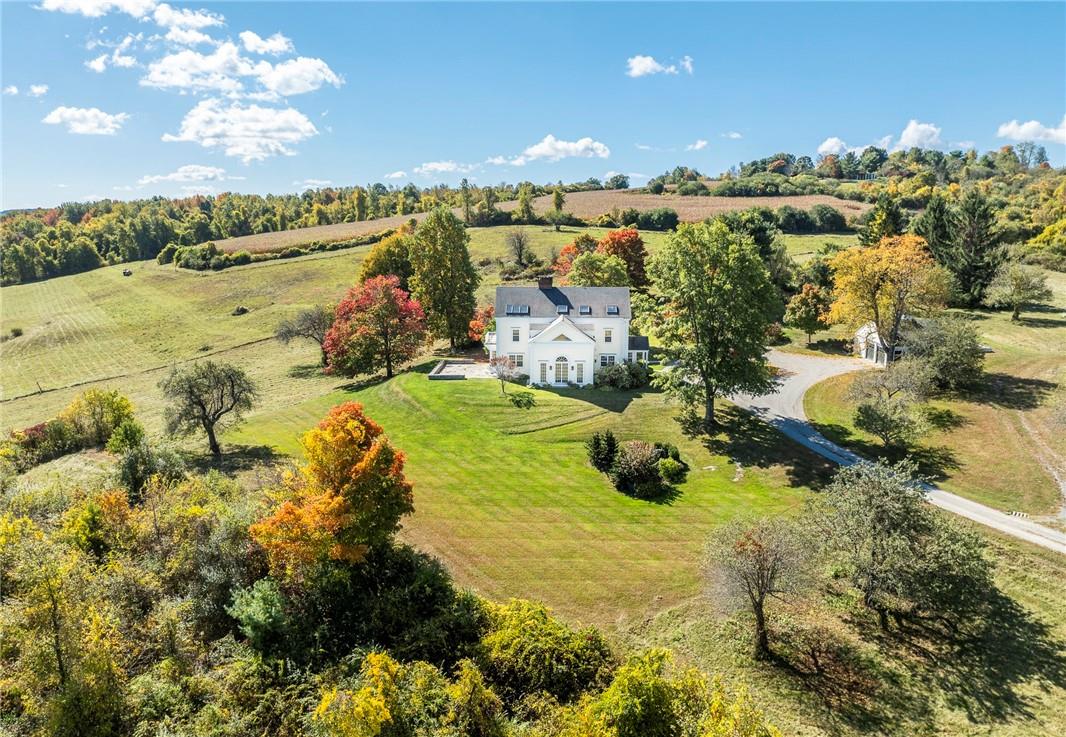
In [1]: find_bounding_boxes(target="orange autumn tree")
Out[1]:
[597,228,649,288]
[552,233,598,278]
[250,402,414,579]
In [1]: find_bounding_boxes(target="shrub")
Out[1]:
[648,180,666,195]
[116,441,186,497]
[810,203,847,231]
[765,321,787,345]
[10,327,23,338]
[594,362,651,390]
[105,418,145,453]
[586,430,619,472]
[156,243,177,264]
[610,441,663,498]
[635,208,679,231]
[280,247,307,259]
[676,181,709,196]
[58,389,136,447]
[478,599,615,704]
[657,458,686,484]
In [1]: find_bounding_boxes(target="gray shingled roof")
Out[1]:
[495,285,631,319]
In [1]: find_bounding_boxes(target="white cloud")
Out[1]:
[161,98,318,162]
[686,138,708,151]
[138,163,227,184]
[142,43,341,97]
[42,105,129,134]
[240,30,293,55]
[679,56,694,74]
[85,33,141,71]
[818,133,894,156]
[87,53,109,72]
[634,143,653,151]
[141,42,251,93]
[256,56,342,96]
[38,0,156,19]
[384,170,407,179]
[413,160,476,176]
[896,119,942,150]
[294,178,331,189]
[165,27,215,45]
[626,54,677,77]
[953,140,975,150]
[510,134,610,165]
[485,156,509,165]
[3,85,17,95]
[152,3,222,29]
[997,115,1066,145]
[817,136,848,156]
[28,84,49,97]
[722,131,742,139]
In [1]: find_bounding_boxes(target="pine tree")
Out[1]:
[911,192,955,265]
[949,189,1002,306]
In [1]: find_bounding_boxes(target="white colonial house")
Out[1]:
[485,278,650,387]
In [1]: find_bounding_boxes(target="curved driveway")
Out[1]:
[731,350,1066,554]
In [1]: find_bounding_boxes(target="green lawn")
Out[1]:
[227,371,828,624]
[779,233,858,264]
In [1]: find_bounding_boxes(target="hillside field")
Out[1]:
[210,191,869,253]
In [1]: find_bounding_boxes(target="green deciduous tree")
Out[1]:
[567,251,630,287]
[410,207,480,349]
[650,221,777,428]
[359,230,414,291]
[159,361,258,456]
[984,261,1054,321]
[783,283,831,345]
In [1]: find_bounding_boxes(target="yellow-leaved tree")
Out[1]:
[250,402,414,580]
[829,235,952,358]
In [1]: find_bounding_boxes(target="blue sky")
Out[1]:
[1,1,1064,210]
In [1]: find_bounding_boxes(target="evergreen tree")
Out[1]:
[858,193,908,246]
[911,192,955,265]
[949,188,1002,306]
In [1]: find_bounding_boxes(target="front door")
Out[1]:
[554,357,568,384]
[539,362,548,384]
[575,362,583,384]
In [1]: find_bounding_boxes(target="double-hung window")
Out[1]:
[604,328,613,344]
[600,355,616,367]
[511,327,520,341]
[508,353,524,368]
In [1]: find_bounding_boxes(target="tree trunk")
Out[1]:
[1011,304,1020,321]
[704,391,716,429]
[47,583,67,686]
[205,422,221,457]
[385,350,393,378]
[753,600,771,660]
[320,345,329,366]
[807,330,813,346]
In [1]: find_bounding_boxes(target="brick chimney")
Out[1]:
[538,276,553,290]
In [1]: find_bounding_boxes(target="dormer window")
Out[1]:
[606,305,619,315]
[556,304,569,315]
[520,305,530,315]
[579,305,592,315]
[506,304,530,316]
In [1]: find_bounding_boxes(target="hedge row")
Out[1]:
[159,228,397,271]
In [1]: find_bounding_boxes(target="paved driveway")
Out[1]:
[731,349,1066,555]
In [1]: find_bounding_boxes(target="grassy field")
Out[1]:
[227,370,828,622]
[779,233,859,264]
[0,225,654,426]
[802,269,1066,519]
[210,192,869,253]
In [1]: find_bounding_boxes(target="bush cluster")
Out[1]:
[3,389,137,472]
[593,361,651,390]
[166,229,396,272]
[586,432,689,499]
[595,207,680,231]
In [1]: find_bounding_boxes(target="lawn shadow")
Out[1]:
[794,337,852,357]
[184,443,284,476]
[921,406,969,432]
[807,419,960,481]
[692,406,837,490]
[619,483,683,506]
[287,362,325,379]
[857,588,1066,725]
[773,625,935,735]
[977,373,1058,410]
[547,385,651,414]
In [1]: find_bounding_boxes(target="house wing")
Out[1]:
[528,315,595,344]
